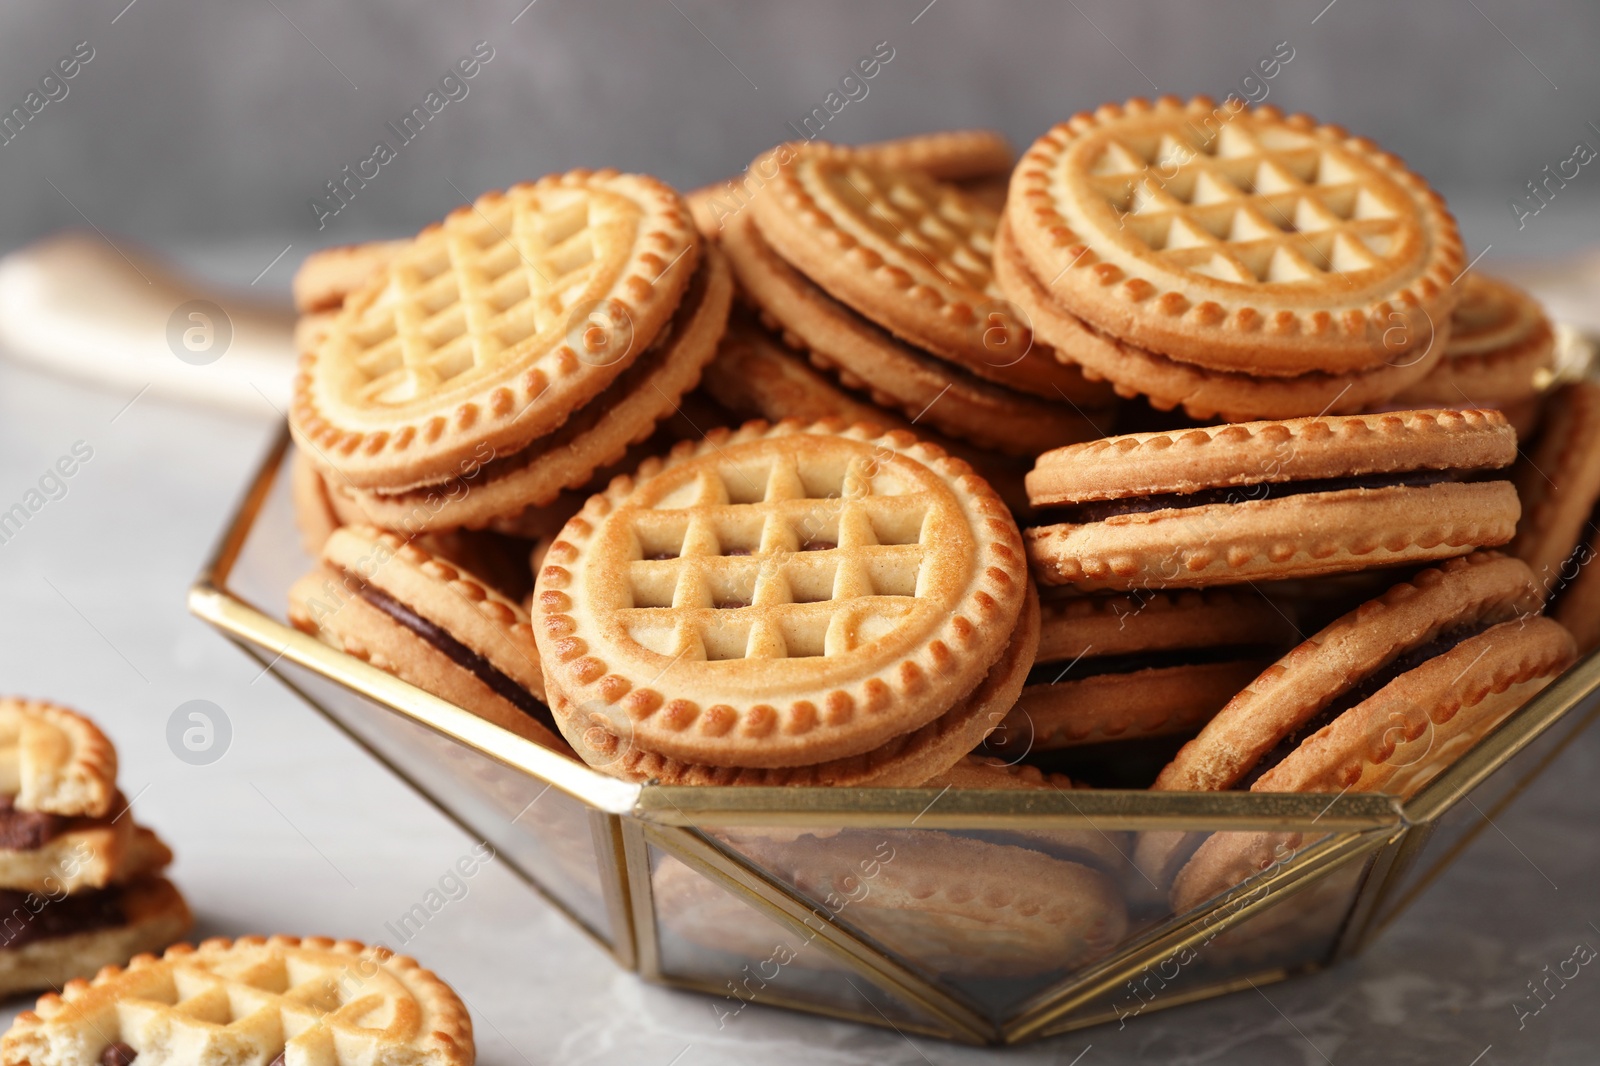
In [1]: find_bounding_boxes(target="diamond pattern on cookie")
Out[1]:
[1007,96,1464,375]
[0,935,473,1066]
[293,170,699,490]
[534,420,1028,769]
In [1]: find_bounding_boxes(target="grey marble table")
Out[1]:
[0,239,1596,1066]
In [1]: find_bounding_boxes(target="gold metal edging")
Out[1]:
[620,818,663,981]
[1036,965,1297,1038]
[227,634,628,965]
[641,823,997,1043]
[1001,827,1393,1043]
[590,811,638,970]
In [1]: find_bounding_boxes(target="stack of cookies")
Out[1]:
[714,141,1116,476]
[0,699,189,997]
[290,169,732,540]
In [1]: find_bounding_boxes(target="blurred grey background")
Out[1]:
[2,0,1599,287]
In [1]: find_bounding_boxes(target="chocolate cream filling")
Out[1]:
[368,253,711,503]
[0,884,127,950]
[0,795,70,851]
[356,584,559,737]
[1234,619,1500,790]
[1042,469,1485,525]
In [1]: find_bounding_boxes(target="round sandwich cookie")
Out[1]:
[688,128,1016,238]
[533,420,1031,770]
[0,826,190,1000]
[721,209,1106,457]
[1394,272,1556,411]
[985,588,1294,781]
[0,935,474,1066]
[704,829,1128,980]
[993,213,1447,422]
[557,583,1037,786]
[1005,95,1464,378]
[1511,381,1600,651]
[290,526,563,751]
[291,170,703,492]
[1135,553,1575,893]
[700,312,1036,513]
[751,142,1106,401]
[322,244,732,535]
[1024,408,1521,591]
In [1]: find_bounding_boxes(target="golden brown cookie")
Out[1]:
[1511,382,1600,632]
[553,583,1037,786]
[1395,271,1556,407]
[292,171,701,490]
[1006,95,1463,376]
[324,245,732,534]
[1024,409,1520,591]
[987,588,1291,757]
[533,420,1029,769]
[752,144,1100,399]
[291,526,562,750]
[994,214,1447,421]
[1,935,473,1066]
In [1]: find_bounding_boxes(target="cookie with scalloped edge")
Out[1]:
[1023,409,1520,591]
[987,588,1291,759]
[1395,271,1555,407]
[292,170,700,491]
[324,244,731,534]
[994,214,1447,421]
[1006,95,1464,376]
[1512,382,1600,597]
[1168,615,1573,913]
[752,142,1099,400]
[290,526,562,751]
[533,419,1029,769]
[550,583,1037,786]
[720,209,1108,456]
[1,934,472,1066]
[688,129,1014,238]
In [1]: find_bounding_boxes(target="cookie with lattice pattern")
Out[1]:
[1,935,472,1066]
[534,420,1029,769]
[1006,96,1463,376]
[292,170,700,491]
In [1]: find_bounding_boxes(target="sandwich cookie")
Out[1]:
[985,589,1294,785]
[1024,408,1521,591]
[1137,553,1574,900]
[1511,381,1600,652]
[557,583,1037,786]
[688,128,1016,239]
[322,244,733,536]
[290,526,563,751]
[703,829,1128,980]
[1005,96,1463,378]
[291,170,709,492]
[0,935,474,1066]
[0,701,189,998]
[700,312,1035,512]
[1393,272,1556,429]
[994,214,1447,422]
[533,420,1031,771]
